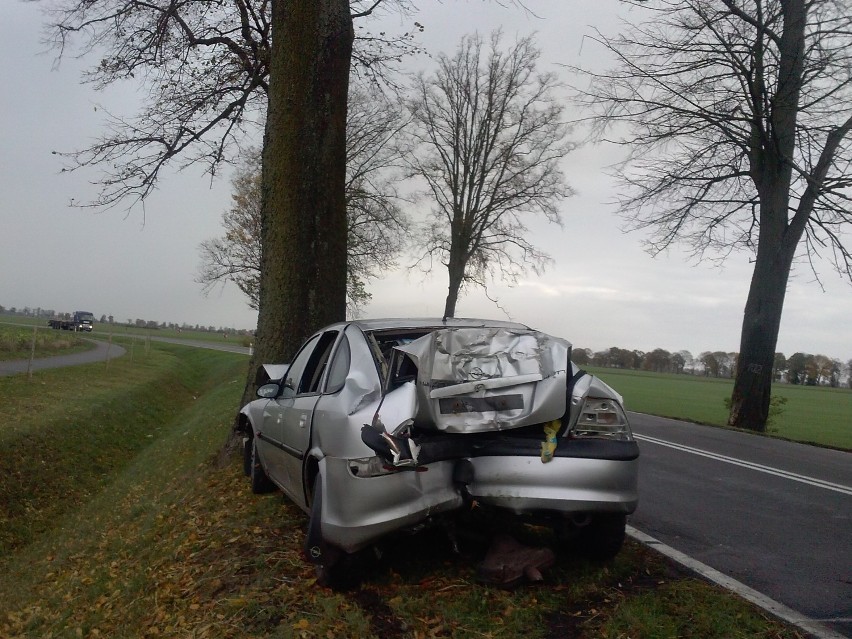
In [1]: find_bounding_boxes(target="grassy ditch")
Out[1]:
[0,343,805,639]
[0,340,248,554]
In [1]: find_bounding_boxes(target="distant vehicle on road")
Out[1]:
[48,311,95,332]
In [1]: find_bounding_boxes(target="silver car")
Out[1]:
[236,318,638,583]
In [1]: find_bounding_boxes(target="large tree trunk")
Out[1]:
[728,248,794,431]
[443,220,467,318]
[443,261,464,318]
[239,0,353,410]
[729,172,803,431]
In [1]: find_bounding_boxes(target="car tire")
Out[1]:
[314,553,364,591]
[249,437,276,494]
[305,474,356,590]
[576,513,627,561]
[242,437,252,477]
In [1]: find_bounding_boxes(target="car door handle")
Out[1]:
[299,414,307,428]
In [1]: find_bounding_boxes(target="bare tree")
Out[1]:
[677,350,694,373]
[341,86,411,310]
[44,0,420,208]
[404,30,573,317]
[786,352,810,384]
[197,150,263,310]
[197,88,408,313]
[573,0,852,431]
[642,348,672,373]
[773,352,787,381]
[42,0,420,412]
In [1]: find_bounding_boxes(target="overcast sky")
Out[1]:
[1,1,850,362]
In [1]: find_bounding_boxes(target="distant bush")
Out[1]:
[723,394,788,430]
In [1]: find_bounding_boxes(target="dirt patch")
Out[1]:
[351,587,409,638]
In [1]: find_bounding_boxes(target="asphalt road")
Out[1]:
[629,412,852,638]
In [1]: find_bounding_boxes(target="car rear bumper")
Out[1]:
[467,455,638,514]
[319,446,638,553]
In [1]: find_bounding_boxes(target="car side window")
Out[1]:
[325,334,351,394]
[297,331,339,395]
[282,335,321,397]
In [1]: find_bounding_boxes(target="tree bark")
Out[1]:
[443,217,468,318]
[239,0,353,410]
[443,263,463,318]
[728,239,797,431]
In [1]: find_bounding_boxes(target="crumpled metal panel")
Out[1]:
[371,380,418,434]
[396,327,570,433]
[337,369,381,416]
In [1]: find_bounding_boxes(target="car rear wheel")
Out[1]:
[242,437,252,476]
[575,513,627,560]
[249,437,276,494]
[305,474,357,590]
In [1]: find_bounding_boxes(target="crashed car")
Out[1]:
[236,318,638,582]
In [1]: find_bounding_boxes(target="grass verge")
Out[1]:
[0,343,807,639]
[0,340,247,554]
[0,325,94,361]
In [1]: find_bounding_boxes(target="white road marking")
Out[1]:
[627,526,849,639]
[633,433,852,496]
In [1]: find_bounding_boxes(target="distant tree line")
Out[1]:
[571,346,851,389]
[1,303,850,384]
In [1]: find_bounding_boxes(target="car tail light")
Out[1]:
[573,398,633,440]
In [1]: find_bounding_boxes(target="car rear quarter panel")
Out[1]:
[318,457,464,552]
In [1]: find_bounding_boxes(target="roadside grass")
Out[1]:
[587,366,852,450]
[0,325,93,361]
[0,341,248,555]
[0,343,805,639]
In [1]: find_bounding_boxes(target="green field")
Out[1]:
[587,366,852,450]
[4,311,849,450]
[1,314,253,348]
[0,341,806,639]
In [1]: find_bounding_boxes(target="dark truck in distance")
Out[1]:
[48,311,95,332]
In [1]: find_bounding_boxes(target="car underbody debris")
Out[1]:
[476,533,556,586]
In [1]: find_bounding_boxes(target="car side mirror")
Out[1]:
[256,383,279,399]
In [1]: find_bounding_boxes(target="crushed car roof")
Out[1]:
[340,317,534,332]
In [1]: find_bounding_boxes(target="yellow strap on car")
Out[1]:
[540,419,560,463]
